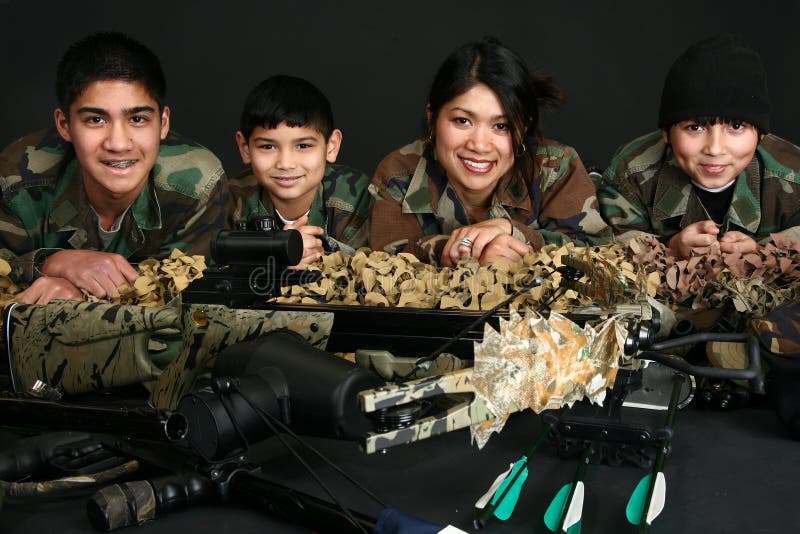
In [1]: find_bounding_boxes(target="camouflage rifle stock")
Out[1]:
[3,300,333,411]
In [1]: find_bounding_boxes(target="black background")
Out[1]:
[2,0,799,178]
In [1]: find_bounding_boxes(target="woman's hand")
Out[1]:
[284,215,325,268]
[478,234,533,266]
[667,220,720,259]
[441,218,513,267]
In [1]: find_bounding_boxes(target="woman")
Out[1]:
[369,37,610,266]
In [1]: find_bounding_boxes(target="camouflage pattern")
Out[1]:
[5,300,333,411]
[6,301,179,393]
[149,303,333,410]
[0,128,228,282]
[368,140,611,264]
[358,368,506,454]
[228,164,372,255]
[354,349,468,380]
[752,300,800,357]
[599,131,800,244]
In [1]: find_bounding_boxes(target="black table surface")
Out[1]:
[1,402,798,534]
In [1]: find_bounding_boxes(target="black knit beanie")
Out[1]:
[658,33,771,132]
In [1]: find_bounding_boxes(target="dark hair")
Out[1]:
[426,37,564,178]
[55,32,166,113]
[239,75,335,141]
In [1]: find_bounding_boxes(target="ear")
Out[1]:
[325,129,342,163]
[159,106,171,140]
[425,103,432,123]
[54,108,72,142]
[661,128,670,145]
[235,131,251,164]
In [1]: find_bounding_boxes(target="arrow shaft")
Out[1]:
[478,422,552,522]
[557,446,591,533]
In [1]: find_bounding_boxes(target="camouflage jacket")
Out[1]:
[368,139,611,263]
[0,128,228,282]
[227,163,372,255]
[599,131,800,243]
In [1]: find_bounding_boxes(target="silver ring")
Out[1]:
[459,237,473,248]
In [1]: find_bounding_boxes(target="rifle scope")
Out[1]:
[211,227,303,267]
[170,331,384,462]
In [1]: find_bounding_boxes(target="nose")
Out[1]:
[103,121,133,152]
[702,127,725,156]
[275,150,295,170]
[465,126,491,153]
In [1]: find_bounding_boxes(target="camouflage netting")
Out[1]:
[274,244,655,311]
[89,249,207,307]
[0,249,206,311]
[629,233,800,317]
[1,235,799,322]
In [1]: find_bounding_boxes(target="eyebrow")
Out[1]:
[75,105,156,116]
[451,106,506,121]
[253,136,320,143]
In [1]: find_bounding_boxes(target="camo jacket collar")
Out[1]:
[252,182,328,230]
[46,160,162,252]
[400,145,531,232]
[652,146,762,234]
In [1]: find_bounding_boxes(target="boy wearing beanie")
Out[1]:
[598,33,800,259]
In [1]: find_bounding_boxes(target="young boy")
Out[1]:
[599,33,800,259]
[230,75,372,267]
[0,32,227,304]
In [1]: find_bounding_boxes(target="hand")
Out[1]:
[40,250,138,298]
[17,276,84,305]
[284,215,325,268]
[719,231,758,255]
[667,220,720,259]
[441,219,513,267]
[478,234,533,266]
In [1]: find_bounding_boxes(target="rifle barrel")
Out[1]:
[0,396,172,442]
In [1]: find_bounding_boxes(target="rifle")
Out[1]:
[0,392,380,533]
[2,227,335,411]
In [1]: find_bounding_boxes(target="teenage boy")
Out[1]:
[231,75,372,267]
[0,32,227,305]
[599,33,800,259]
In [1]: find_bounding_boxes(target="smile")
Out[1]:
[103,160,137,168]
[272,176,303,185]
[460,158,494,174]
[700,164,727,175]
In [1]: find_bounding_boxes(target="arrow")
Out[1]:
[626,373,685,532]
[473,423,552,526]
[544,446,591,534]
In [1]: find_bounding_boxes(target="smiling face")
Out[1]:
[54,79,169,211]
[430,83,515,206]
[236,122,342,220]
[664,120,759,189]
